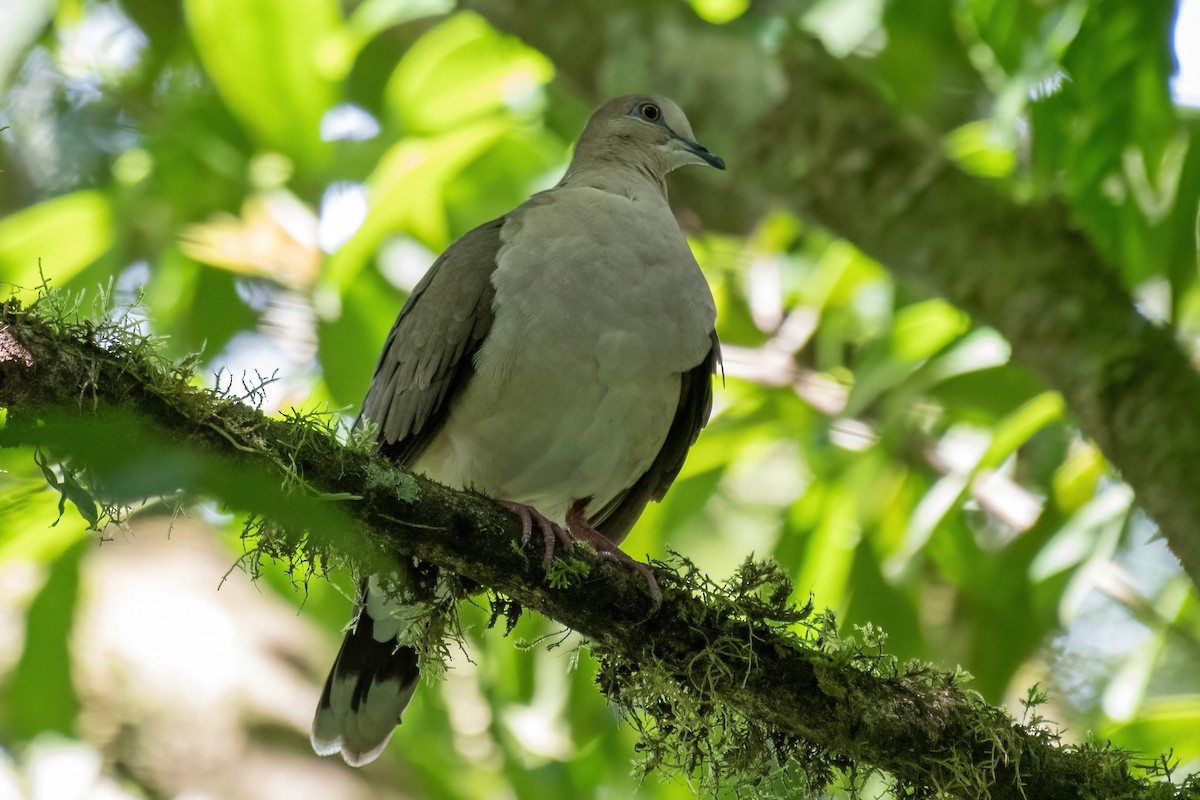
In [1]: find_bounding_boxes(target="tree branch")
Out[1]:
[2,302,1192,798]
[460,0,1200,597]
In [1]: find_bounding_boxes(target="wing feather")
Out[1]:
[593,330,721,543]
[359,217,504,467]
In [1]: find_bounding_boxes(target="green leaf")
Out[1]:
[0,191,114,294]
[844,543,924,662]
[845,298,969,415]
[383,11,553,135]
[928,365,1047,426]
[344,0,454,54]
[8,536,89,739]
[958,0,1063,77]
[690,0,749,24]
[148,259,257,360]
[1106,695,1200,767]
[979,390,1065,469]
[1028,0,1181,288]
[944,121,1016,178]
[890,299,970,363]
[183,0,342,168]
[1051,442,1106,512]
[60,470,99,528]
[322,118,513,289]
[787,480,861,605]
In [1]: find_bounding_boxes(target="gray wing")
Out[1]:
[360,217,504,467]
[593,330,722,544]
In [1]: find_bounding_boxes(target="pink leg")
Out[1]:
[500,501,570,571]
[565,498,662,608]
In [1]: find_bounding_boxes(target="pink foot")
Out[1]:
[501,501,570,571]
[565,498,662,608]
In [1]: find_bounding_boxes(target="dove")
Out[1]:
[312,94,723,766]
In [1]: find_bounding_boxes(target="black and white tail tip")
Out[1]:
[311,582,421,766]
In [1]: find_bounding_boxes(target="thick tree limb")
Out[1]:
[461,0,1200,596]
[2,304,1191,798]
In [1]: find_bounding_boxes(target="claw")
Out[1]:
[500,499,662,607]
[503,501,535,545]
[501,501,568,571]
[594,550,662,608]
[566,498,661,609]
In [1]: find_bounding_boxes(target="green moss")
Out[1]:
[591,556,825,796]
[546,549,593,589]
[588,553,1197,799]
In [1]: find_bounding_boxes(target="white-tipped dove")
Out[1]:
[312,94,724,767]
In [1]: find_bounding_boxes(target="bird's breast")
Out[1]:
[410,188,715,521]
[486,187,715,382]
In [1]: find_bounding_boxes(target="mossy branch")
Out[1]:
[1,299,1196,799]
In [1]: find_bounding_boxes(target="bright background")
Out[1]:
[1,0,1198,798]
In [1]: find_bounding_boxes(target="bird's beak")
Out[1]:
[668,128,726,170]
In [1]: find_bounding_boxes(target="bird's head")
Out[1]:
[570,95,725,181]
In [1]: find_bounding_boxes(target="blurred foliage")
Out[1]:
[1,0,1199,798]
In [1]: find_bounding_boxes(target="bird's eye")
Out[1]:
[639,103,661,122]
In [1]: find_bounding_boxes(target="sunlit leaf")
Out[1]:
[183,0,342,167]
[1106,695,1200,767]
[890,471,969,576]
[891,299,970,362]
[844,299,969,415]
[1051,442,1106,512]
[0,191,113,294]
[323,118,513,290]
[0,451,90,564]
[383,11,553,135]
[690,0,749,25]
[788,480,861,605]
[944,120,1016,178]
[979,391,1065,469]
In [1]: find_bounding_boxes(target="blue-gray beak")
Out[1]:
[669,128,726,170]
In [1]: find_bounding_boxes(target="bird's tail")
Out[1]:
[311,576,421,766]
